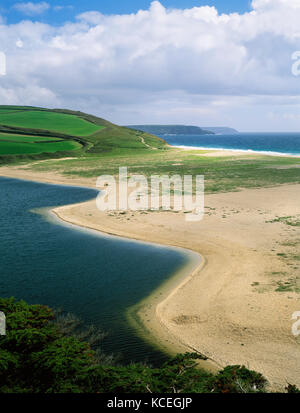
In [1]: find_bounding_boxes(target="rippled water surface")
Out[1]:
[0,177,188,364]
[162,132,300,155]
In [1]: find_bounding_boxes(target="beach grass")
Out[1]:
[1,106,300,194]
[29,147,300,193]
[1,107,300,390]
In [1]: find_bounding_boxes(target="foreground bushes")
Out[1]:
[0,297,269,393]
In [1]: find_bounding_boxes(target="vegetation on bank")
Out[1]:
[0,109,102,136]
[30,147,300,194]
[0,106,166,162]
[1,110,299,393]
[126,124,214,135]
[0,106,300,195]
[0,137,80,155]
[0,297,275,394]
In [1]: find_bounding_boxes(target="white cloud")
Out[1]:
[0,1,300,130]
[13,2,50,16]
[77,11,103,25]
[252,0,300,10]
[53,5,73,12]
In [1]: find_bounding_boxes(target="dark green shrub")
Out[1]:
[0,297,269,394]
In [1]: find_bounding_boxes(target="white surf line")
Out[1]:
[173,145,300,157]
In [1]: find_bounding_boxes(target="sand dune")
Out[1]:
[1,164,300,391]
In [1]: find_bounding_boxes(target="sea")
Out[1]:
[160,132,300,156]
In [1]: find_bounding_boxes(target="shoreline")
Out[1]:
[172,145,300,157]
[52,202,218,372]
[1,165,300,390]
[126,252,221,372]
[0,172,217,370]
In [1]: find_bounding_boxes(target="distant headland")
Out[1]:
[126,125,238,135]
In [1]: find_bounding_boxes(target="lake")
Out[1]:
[0,177,189,365]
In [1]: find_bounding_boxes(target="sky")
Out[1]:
[0,1,251,24]
[0,0,300,131]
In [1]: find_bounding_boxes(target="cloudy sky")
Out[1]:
[0,0,300,131]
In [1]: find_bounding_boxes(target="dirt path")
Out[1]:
[139,136,157,150]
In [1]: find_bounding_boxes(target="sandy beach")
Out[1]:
[1,160,300,391]
[174,146,300,158]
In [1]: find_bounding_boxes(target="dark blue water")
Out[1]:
[0,177,188,365]
[161,132,300,155]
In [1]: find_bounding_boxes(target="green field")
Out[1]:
[0,133,62,143]
[0,140,80,155]
[0,106,166,160]
[0,106,112,158]
[0,110,102,136]
[0,129,81,155]
[1,106,300,194]
[0,110,24,114]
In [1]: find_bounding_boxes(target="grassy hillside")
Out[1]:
[1,106,300,195]
[0,133,63,143]
[0,132,82,155]
[0,110,102,136]
[127,124,214,135]
[0,106,166,162]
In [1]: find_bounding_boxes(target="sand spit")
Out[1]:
[1,165,300,391]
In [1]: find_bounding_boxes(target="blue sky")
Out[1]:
[0,1,300,131]
[2,1,251,24]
